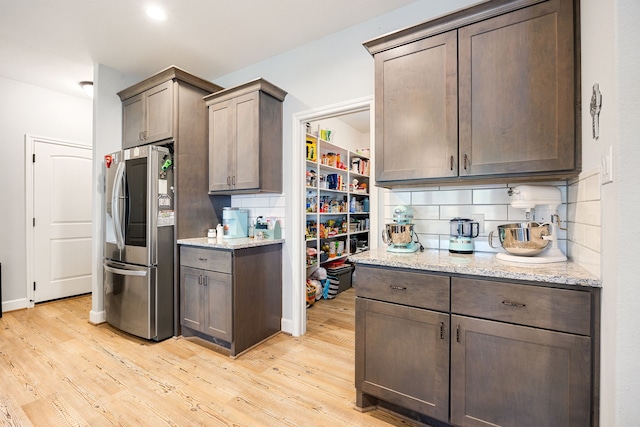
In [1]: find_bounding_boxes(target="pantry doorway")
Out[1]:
[291,96,379,337]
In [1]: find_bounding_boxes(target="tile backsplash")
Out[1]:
[567,169,602,278]
[382,182,569,254]
[231,171,602,280]
[231,194,287,238]
[382,174,602,278]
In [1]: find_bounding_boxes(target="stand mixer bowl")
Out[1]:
[490,222,550,256]
[382,223,414,246]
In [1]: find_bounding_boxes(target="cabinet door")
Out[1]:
[180,266,204,332]
[458,0,575,176]
[145,80,174,144]
[232,91,260,191]
[374,30,458,183]
[450,315,591,427]
[208,100,233,192]
[204,271,232,342]
[356,298,449,420]
[122,93,145,149]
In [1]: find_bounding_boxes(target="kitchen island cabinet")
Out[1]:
[351,249,600,427]
[178,238,283,357]
[205,78,287,195]
[364,0,579,187]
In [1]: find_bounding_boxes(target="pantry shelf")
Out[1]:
[305,132,370,269]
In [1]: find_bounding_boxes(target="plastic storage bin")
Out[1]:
[326,264,354,298]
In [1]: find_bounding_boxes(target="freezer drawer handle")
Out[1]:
[104,265,147,277]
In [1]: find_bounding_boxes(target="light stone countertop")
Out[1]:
[178,237,284,251]
[349,247,601,288]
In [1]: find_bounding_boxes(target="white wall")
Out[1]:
[0,76,92,311]
[599,0,640,424]
[89,64,141,323]
[570,0,640,424]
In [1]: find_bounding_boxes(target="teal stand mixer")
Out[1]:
[382,205,423,253]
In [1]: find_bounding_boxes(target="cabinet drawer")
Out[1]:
[452,278,591,335]
[180,246,232,274]
[355,266,449,312]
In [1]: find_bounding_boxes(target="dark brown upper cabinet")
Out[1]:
[204,78,287,195]
[118,66,223,150]
[364,0,580,187]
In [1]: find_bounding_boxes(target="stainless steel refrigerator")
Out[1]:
[103,144,174,341]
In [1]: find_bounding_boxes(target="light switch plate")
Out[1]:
[601,145,613,185]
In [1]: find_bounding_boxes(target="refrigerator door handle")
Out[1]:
[112,161,126,250]
[104,264,147,277]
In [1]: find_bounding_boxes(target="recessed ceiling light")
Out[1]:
[146,5,167,21]
[79,81,93,98]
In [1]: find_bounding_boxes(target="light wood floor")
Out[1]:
[0,289,423,427]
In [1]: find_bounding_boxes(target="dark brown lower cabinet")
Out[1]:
[354,266,599,427]
[356,298,449,420]
[179,243,282,357]
[180,265,232,342]
[450,315,591,427]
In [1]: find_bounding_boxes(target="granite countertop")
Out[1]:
[178,237,284,250]
[349,247,601,288]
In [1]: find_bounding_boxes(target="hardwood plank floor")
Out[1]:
[0,289,424,427]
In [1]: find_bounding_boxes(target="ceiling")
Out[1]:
[0,0,417,102]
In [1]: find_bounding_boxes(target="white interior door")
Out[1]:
[32,139,93,303]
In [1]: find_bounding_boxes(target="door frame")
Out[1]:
[25,134,92,307]
[290,96,375,336]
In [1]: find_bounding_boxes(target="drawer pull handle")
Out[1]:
[198,257,207,261]
[502,300,526,308]
[439,322,445,340]
[389,285,407,291]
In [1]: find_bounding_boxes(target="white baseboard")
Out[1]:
[89,310,106,324]
[281,317,294,335]
[2,298,30,313]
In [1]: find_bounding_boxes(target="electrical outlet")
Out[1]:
[470,213,485,234]
[601,145,613,185]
